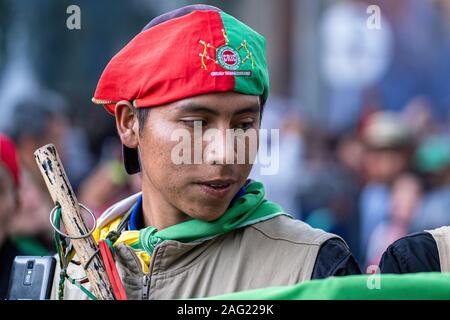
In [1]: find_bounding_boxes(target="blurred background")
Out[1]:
[0,0,449,275]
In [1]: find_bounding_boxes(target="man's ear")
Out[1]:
[114,101,139,148]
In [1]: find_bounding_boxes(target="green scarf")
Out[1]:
[138,181,289,256]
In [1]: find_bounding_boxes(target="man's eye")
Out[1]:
[181,120,207,127]
[234,122,254,130]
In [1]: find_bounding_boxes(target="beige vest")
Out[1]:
[426,226,450,273]
[51,215,342,300]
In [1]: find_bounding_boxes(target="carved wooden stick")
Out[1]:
[34,144,115,300]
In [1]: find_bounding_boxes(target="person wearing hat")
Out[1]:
[55,5,360,300]
[379,135,450,274]
[0,134,21,299]
[358,111,414,265]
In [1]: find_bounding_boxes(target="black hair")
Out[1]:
[132,106,151,136]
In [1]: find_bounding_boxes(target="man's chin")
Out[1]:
[185,204,228,222]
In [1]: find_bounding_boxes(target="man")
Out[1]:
[379,135,450,274]
[4,95,74,254]
[7,92,92,192]
[56,4,360,300]
[358,111,413,266]
[379,227,449,274]
[0,134,21,299]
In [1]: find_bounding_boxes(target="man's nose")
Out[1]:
[203,128,235,165]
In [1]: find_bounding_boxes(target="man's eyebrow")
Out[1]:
[177,104,220,116]
[177,104,260,116]
[233,105,260,115]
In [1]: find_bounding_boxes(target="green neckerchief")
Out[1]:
[138,180,289,256]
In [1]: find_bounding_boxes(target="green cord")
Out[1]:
[54,207,66,300]
[53,206,97,300]
[68,277,97,300]
[105,238,115,255]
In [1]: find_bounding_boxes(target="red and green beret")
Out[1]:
[92,5,269,114]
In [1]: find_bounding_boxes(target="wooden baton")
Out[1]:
[34,144,115,300]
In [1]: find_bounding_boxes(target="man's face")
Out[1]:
[363,148,409,183]
[137,92,261,221]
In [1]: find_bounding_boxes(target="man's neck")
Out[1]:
[141,178,191,230]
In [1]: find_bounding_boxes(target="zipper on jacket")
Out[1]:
[142,274,150,300]
[142,245,161,300]
[121,244,148,300]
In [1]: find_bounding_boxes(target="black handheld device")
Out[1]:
[7,256,56,300]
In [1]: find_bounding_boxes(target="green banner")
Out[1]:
[207,273,450,300]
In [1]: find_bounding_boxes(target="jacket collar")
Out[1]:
[97,192,141,229]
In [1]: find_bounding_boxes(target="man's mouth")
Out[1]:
[195,179,237,197]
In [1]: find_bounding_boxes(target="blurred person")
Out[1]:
[378,134,450,274]
[361,112,412,183]
[299,131,364,260]
[6,93,69,184]
[250,98,305,219]
[410,134,450,231]
[379,135,450,273]
[319,1,393,134]
[55,5,360,300]
[336,132,364,176]
[8,168,54,250]
[365,173,422,267]
[379,226,449,274]
[6,90,93,192]
[333,132,365,239]
[326,132,365,256]
[358,111,413,265]
[372,0,450,120]
[4,95,66,249]
[5,91,93,250]
[0,134,21,298]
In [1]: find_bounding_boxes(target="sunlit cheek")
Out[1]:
[235,129,259,165]
[252,131,260,164]
[176,131,200,165]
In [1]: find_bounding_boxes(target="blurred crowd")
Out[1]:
[0,92,143,297]
[2,89,450,293]
[1,0,450,297]
[254,96,450,269]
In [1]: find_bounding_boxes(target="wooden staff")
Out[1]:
[34,144,115,300]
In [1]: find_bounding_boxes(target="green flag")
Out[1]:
[207,273,450,300]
